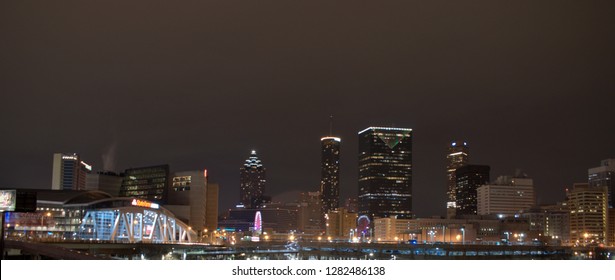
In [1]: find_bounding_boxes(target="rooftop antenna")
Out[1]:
[329,115,334,136]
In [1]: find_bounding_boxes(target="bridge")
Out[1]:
[4,239,613,260]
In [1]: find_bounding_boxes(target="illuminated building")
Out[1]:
[4,189,195,243]
[455,165,490,216]
[51,153,92,191]
[358,126,413,221]
[521,203,570,245]
[567,183,608,245]
[477,176,535,216]
[325,207,357,239]
[446,141,469,219]
[240,150,266,208]
[608,208,615,246]
[588,159,615,208]
[119,165,170,204]
[219,205,297,233]
[344,197,358,213]
[165,170,208,235]
[85,171,123,196]
[320,136,341,216]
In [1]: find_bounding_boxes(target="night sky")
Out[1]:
[1,1,614,217]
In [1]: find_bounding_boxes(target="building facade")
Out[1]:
[298,191,323,235]
[358,127,413,221]
[477,176,536,216]
[165,170,208,235]
[588,159,615,209]
[325,208,357,240]
[206,182,219,232]
[119,165,170,204]
[240,150,266,208]
[85,171,123,196]
[455,165,490,217]
[521,203,570,245]
[446,141,469,219]
[567,183,608,245]
[51,153,92,191]
[320,136,341,216]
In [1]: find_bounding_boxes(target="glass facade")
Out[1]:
[455,165,490,216]
[358,127,413,221]
[240,151,266,208]
[119,165,170,204]
[446,141,469,210]
[320,137,341,215]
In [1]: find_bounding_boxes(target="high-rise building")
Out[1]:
[446,141,469,219]
[165,170,208,234]
[320,136,341,215]
[119,165,170,204]
[521,203,570,245]
[240,150,266,208]
[298,191,323,235]
[567,183,608,245]
[588,159,615,208]
[85,171,123,196]
[206,182,219,232]
[477,176,536,216]
[51,153,92,191]
[358,126,413,221]
[455,165,490,216]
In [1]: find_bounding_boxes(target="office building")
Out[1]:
[119,165,170,204]
[240,150,266,208]
[85,171,123,196]
[567,183,608,245]
[588,159,615,208]
[446,141,469,218]
[358,127,413,221]
[165,170,208,235]
[326,208,358,239]
[206,182,219,232]
[51,153,92,191]
[455,165,490,216]
[520,203,570,245]
[477,176,536,216]
[320,136,341,215]
[297,191,323,235]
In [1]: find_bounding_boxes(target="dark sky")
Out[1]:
[1,1,614,217]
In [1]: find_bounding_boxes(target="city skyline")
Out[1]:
[1,1,614,217]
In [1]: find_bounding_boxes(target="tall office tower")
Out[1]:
[358,126,413,221]
[446,141,469,219]
[51,153,92,190]
[588,159,615,208]
[119,165,170,204]
[166,170,208,234]
[477,176,535,216]
[240,150,266,208]
[85,171,123,196]
[206,182,219,232]
[567,183,608,245]
[320,136,341,215]
[455,165,490,216]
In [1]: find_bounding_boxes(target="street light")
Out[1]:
[461,226,465,245]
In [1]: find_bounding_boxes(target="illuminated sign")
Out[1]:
[0,190,17,212]
[62,156,78,160]
[131,199,159,209]
[80,161,92,171]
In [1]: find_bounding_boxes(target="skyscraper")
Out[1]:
[51,153,92,191]
[358,126,413,221]
[119,164,170,204]
[446,141,469,218]
[240,150,266,208]
[320,136,341,215]
[588,159,614,208]
[455,164,490,216]
[567,183,608,245]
